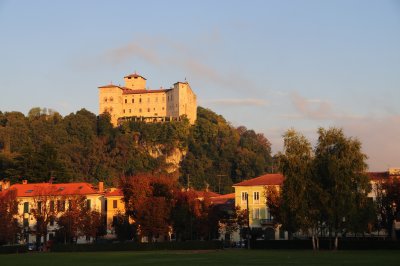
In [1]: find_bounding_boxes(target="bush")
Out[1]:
[51,240,223,252]
[251,239,400,250]
[0,245,28,254]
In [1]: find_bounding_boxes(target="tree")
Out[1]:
[276,129,319,246]
[375,178,400,239]
[56,195,84,244]
[120,174,176,242]
[0,189,20,245]
[30,186,61,249]
[314,127,370,250]
[112,212,136,242]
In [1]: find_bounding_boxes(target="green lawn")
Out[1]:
[2,249,400,266]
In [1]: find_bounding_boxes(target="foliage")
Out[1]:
[0,189,20,245]
[0,107,272,190]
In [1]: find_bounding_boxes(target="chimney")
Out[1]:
[99,181,104,193]
[22,180,28,185]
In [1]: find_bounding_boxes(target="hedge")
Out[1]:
[0,245,28,254]
[251,239,400,250]
[51,240,223,252]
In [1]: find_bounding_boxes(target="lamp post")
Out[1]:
[246,192,250,250]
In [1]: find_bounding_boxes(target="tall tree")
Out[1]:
[277,129,317,242]
[314,127,370,249]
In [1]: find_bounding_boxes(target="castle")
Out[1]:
[98,73,197,126]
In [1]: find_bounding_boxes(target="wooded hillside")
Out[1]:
[0,107,272,193]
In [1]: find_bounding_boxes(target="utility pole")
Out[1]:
[216,174,227,194]
[246,192,251,250]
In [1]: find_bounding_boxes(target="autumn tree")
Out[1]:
[0,189,20,245]
[120,174,176,242]
[31,186,62,249]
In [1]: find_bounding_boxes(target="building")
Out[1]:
[98,73,197,126]
[233,173,287,240]
[104,188,125,236]
[1,180,106,245]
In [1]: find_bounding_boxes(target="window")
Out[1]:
[124,99,127,103]
[254,191,260,204]
[104,97,108,103]
[109,97,113,102]
[147,108,150,112]
[86,199,91,210]
[113,200,118,209]
[129,109,131,113]
[23,218,29,227]
[123,109,126,114]
[139,98,142,103]
[241,192,248,204]
[132,98,134,103]
[50,201,55,212]
[57,200,65,212]
[253,208,260,219]
[139,108,142,113]
[162,107,164,110]
[23,202,29,213]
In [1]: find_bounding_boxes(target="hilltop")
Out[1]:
[0,107,272,193]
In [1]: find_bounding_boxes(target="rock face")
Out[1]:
[146,144,187,173]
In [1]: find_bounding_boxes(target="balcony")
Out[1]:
[259,219,274,226]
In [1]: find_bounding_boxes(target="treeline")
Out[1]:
[0,107,272,192]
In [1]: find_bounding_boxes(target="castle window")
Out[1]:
[104,97,108,102]
[132,99,134,103]
[129,109,131,113]
[147,108,150,112]
[153,108,155,111]
[110,97,113,102]
[162,107,164,110]
[125,99,127,103]
[139,108,142,113]
[139,98,142,103]
[110,107,113,112]
[123,109,125,114]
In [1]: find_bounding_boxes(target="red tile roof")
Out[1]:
[8,182,100,197]
[124,73,147,80]
[233,173,284,187]
[98,84,121,89]
[121,88,172,95]
[368,172,390,181]
[210,193,235,205]
[105,188,124,197]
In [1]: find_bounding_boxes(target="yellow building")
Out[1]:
[233,173,287,240]
[104,188,125,235]
[1,180,105,245]
[98,73,197,126]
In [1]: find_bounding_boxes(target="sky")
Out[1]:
[0,0,399,171]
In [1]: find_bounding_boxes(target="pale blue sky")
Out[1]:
[0,0,399,170]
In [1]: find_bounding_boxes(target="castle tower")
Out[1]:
[124,73,147,90]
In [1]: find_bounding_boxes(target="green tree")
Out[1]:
[314,127,370,250]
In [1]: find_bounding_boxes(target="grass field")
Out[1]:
[2,249,400,266]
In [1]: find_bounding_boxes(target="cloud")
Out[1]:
[282,91,363,121]
[92,35,276,96]
[203,98,268,106]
